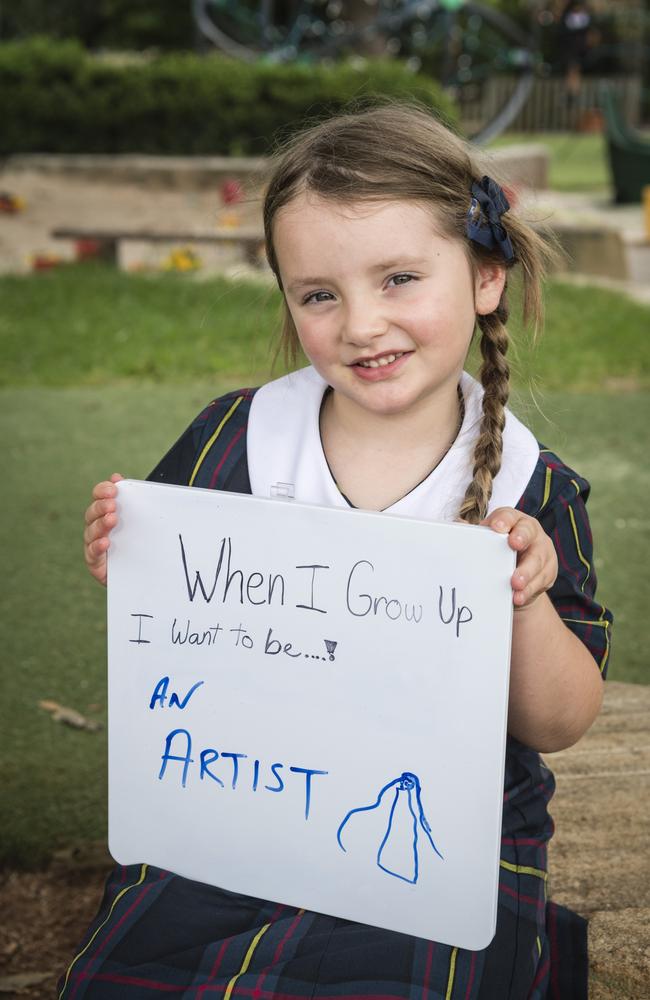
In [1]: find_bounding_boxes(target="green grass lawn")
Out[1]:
[1,266,648,867]
[0,267,283,387]
[491,132,610,193]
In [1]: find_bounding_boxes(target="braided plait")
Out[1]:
[458,300,511,525]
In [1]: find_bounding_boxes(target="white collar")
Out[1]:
[247,366,539,522]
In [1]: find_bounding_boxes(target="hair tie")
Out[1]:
[466,176,515,264]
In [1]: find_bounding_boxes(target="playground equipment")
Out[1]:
[601,86,650,205]
[192,0,538,143]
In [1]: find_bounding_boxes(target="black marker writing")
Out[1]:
[179,534,285,608]
[130,613,153,644]
[438,586,473,637]
[295,564,329,614]
[346,560,423,623]
[171,619,223,646]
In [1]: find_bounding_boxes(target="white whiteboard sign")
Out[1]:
[107,479,515,949]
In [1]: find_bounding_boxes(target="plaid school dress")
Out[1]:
[59,386,611,1000]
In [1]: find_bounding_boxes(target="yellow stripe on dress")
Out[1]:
[499,859,547,881]
[563,483,611,671]
[58,863,149,999]
[565,487,611,672]
[560,617,610,675]
[560,619,610,628]
[445,946,458,1000]
[541,466,553,512]
[567,487,591,593]
[189,395,245,487]
[540,465,610,671]
[223,913,294,1000]
[597,601,611,674]
[598,619,611,674]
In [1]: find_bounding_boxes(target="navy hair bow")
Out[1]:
[466,176,515,263]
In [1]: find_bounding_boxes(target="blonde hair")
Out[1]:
[263,102,551,523]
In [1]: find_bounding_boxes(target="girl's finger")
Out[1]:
[513,548,545,583]
[83,521,98,547]
[480,507,518,533]
[88,537,108,559]
[92,481,117,501]
[481,509,540,554]
[513,574,548,607]
[84,511,116,546]
[91,475,123,501]
[513,586,533,607]
[512,569,541,606]
[84,497,116,525]
[508,524,536,552]
[512,560,556,603]
[84,538,108,573]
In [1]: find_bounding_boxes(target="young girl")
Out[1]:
[69,103,611,999]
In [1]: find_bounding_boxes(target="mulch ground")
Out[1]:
[1,848,113,998]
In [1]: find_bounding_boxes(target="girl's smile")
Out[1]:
[351,349,412,381]
[274,193,505,426]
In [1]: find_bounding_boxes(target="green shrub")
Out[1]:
[0,0,195,51]
[0,37,458,155]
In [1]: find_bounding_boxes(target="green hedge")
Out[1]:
[1,0,194,51]
[0,38,458,155]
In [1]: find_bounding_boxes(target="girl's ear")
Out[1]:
[474,263,507,316]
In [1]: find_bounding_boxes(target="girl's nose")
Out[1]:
[342,297,388,346]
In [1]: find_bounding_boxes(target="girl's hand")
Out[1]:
[83,473,124,587]
[481,507,558,610]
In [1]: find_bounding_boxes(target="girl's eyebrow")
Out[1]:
[287,277,330,292]
[369,256,428,271]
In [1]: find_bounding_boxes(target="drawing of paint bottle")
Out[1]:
[337,771,443,885]
[377,773,419,883]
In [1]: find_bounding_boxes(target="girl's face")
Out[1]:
[273,193,505,423]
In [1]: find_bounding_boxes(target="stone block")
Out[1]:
[544,224,629,280]
[489,144,550,191]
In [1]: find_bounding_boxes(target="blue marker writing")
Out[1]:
[149,677,204,710]
[158,729,194,788]
[199,749,224,786]
[220,752,247,790]
[337,771,442,884]
[289,766,329,820]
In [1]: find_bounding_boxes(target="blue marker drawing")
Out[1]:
[336,772,443,884]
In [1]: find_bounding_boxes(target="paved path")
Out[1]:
[547,681,650,998]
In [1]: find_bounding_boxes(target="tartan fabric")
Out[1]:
[147,389,255,496]
[516,449,612,677]
[59,864,559,999]
[60,389,609,1000]
[59,866,585,1000]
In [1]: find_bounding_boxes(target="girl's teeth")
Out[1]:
[359,352,402,368]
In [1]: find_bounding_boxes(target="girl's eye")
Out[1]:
[303,290,334,305]
[388,273,416,287]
